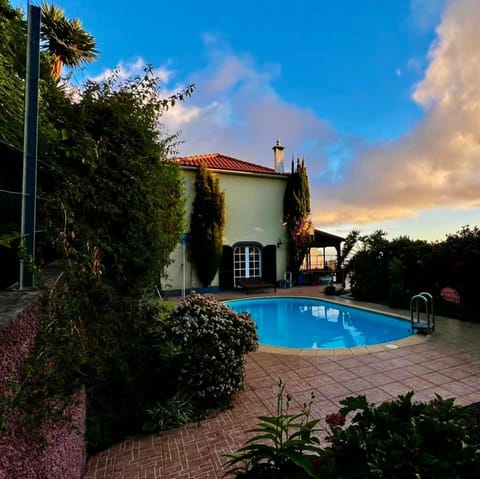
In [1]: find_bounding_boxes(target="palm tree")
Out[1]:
[40,2,98,79]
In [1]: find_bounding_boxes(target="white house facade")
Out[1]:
[164,143,289,295]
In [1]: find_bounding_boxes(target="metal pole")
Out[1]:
[20,4,41,289]
[182,240,186,297]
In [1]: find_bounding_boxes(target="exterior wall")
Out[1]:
[164,170,288,293]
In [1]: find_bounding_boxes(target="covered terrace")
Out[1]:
[300,229,345,285]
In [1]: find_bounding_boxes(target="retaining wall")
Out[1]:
[0,282,86,479]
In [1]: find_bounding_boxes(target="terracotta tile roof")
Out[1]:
[175,153,284,176]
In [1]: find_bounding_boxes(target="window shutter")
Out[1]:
[219,245,234,289]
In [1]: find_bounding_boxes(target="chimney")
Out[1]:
[272,139,285,173]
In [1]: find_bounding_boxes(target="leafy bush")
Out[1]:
[323,391,480,478]
[323,285,336,296]
[162,293,258,407]
[346,227,480,321]
[228,385,480,479]
[143,392,200,433]
[225,380,321,478]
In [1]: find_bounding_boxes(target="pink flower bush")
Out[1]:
[163,293,258,406]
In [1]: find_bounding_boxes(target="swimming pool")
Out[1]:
[225,297,412,349]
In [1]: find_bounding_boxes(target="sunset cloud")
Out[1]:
[161,34,337,168]
[314,0,480,228]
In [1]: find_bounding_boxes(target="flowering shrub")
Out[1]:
[323,392,480,478]
[324,412,345,428]
[163,293,258,407]
[227,384,480,479]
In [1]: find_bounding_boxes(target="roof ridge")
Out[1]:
[175,152,287,176]
[181,153,273,167]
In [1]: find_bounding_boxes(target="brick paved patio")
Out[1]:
[83,287,480,478]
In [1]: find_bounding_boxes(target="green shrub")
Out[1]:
[324,392,480,478]
[162,293,258,407]
[228,385,480,479]
[143,392,200,433]
[324,285,336,296]
[225,380,321,478]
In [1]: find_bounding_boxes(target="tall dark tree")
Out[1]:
[283,158,312,276]
[190,163,225,287]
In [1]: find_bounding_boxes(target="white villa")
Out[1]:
[164,141,289,295]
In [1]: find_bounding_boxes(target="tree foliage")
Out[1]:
[283,158,312,275]
[0,0,72,288]
[0,0,29,288]
[190,163,225,287]
[0,0,27,149]
[332,229,360,286]
[34,69,190,449]
[346,226,480,319]
[37,68,188,293]
[40,2,98,79]
[0,0,195,451]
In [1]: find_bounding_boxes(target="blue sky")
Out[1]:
[12,0,480,241]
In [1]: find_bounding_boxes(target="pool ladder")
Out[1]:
[410,292,435,334]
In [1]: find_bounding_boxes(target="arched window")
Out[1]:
[233,244,262,286]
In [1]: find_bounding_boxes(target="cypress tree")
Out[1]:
[283,158,312,275]
[190,163,225,287]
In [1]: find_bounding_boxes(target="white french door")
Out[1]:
[234,245,261,286]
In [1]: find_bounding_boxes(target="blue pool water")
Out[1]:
[225,297,412,349]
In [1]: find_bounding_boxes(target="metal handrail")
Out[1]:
[419,292,434,326]
[410,293,435,333]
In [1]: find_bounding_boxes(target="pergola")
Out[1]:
[302,229,345,284]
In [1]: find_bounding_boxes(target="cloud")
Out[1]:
[89,57,172,84]
[406,56,424,75]
[161,34,338,167]
[409,0,450,33]
[312,0,480,229]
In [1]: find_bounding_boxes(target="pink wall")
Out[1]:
[0,291,86,479]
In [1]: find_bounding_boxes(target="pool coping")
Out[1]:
[226,295,432,356]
